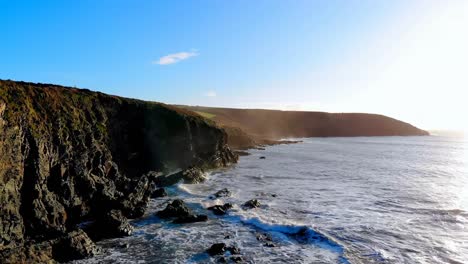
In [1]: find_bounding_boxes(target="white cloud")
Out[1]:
[153,51,198,65]
[204,91,217,97]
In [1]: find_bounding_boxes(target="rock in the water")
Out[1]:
[207,203,233,215]
[207,243,226,256]
[259,156,266,159]
[256,232,272,242]
[151,188,168,198]
[231,256,244,263]
[211,188,232,199]
[243,199,260,209]
[173,214,208,224]
[156,199,192,218]
[226,246,241,255]
[155,166,206,187]
[264,242,275,247]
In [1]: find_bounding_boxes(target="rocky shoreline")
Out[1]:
[0,80,238,263]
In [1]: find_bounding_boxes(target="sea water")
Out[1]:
[76,136,468,264]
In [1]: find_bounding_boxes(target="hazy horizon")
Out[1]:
[1,1,467,131]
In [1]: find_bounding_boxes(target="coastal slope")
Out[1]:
[0,80,237,263]
[181,106,429,149]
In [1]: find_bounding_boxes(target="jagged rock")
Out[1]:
[264,242,275,247]
[210,188,231,199]
[207,243,226,256]
[52,229,100,262]
[256,232,272,242]
[231,256,244,263]
[156,199,192,218]
[172,214,208,224]
[207,203,233,215]
[0,80,238,263]
[243,199,260,209]
[226,246,240,255]
[86,210,133,240]
[155,166,206,187]
[151,187,168,198]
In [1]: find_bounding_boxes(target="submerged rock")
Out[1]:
[173,214,208,224]
[231,256,244,263]
[259,156,266,159]
[207,203,233,215]
[156,199,192,218]
[210,188,232,199]
[243,199,261,209]
[151,187,168,198]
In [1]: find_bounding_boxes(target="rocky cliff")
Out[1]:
[0,80,237,263]
[181,106,429,149]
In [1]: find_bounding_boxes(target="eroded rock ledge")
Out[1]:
[0,80,237,263]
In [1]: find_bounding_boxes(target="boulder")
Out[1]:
[151,188,168,198]
[207,243,226,256]
[155,167,206,187]
[173,214,208,224]
[207,203,233,215]
[243,199,260,209]
[156,199,192,218]
[211,188,231,199]
[85,209,133,240]
[52,229,100,263]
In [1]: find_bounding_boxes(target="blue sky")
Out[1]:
[1,1,467,130]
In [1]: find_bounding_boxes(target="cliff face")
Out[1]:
[181,106,429,149]
[0,80,237,263]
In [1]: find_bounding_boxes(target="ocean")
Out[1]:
[77,136,468,264]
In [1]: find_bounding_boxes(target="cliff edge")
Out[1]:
[0,80,237,263]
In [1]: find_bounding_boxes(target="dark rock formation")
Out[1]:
[259,156,266,159]
[156,199,192,218]
[210,188,231,199]
[151,187,168,198]
[207,203,233,215]
[155,166,206,187]
[243,199,261,209]
[0,80,237,263]
[172,214,208,224]
[85,210,133,240]
[207,243,226,256]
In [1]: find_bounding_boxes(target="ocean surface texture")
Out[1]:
[77,136,468,264]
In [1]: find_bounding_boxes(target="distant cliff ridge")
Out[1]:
[180,106,429,149]
[0,80,237,263]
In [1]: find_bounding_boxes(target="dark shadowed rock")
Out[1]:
[156,199,192,218]
[151,188,168,198]
[226,246,241,255]
[243,199,260,209]
[52,229,100,263]
[210,188,231,199]
[172,214,208,224]
[155,166,206,187]
[207,243,226,256]
[231,256,244,263]
[207,203,233,215]
[259,156,266,159]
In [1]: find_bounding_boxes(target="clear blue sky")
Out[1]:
[1,1,467,130]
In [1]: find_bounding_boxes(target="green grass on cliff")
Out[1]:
[195,111,216,119]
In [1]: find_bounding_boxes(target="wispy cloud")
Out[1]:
[204,91,217,97]
[153,51,198,65]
